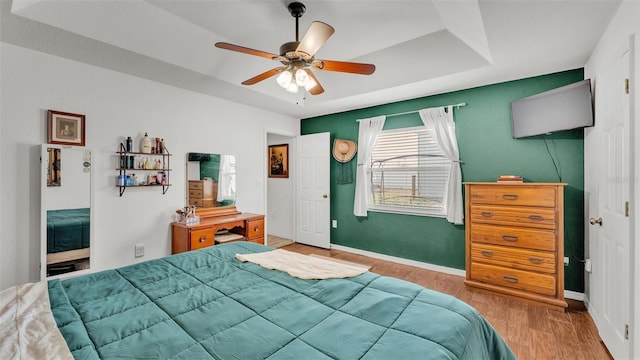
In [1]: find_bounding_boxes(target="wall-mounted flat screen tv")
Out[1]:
[511,79,594,139]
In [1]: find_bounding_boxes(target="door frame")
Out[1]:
[264,130,298,245]
[631,34,639,360]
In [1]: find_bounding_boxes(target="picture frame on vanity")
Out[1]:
[47,110,86,146]
[268,144,289,178]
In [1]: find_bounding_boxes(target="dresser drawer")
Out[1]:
[471,243,556,274]
[470,224,556,251]
[470,262,556,296]
[247,219,264,240]
[470,185,556,207]
[189,198,204,207]
[190,228,214,250]
[189,189,203,198]
[471,205,556,230]
[189,181,203,190]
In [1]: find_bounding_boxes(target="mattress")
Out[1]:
[48,242,515,359]
[47,208,90,253]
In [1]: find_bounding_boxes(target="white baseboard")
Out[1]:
[329,244,466,277]
[564,290,585,301]
[330,243,586,301]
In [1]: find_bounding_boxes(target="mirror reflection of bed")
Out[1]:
[186,152,236,209]
[41,146,91,278]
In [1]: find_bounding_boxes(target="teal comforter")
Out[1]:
[48,242,515,359]
[47,208,90,253]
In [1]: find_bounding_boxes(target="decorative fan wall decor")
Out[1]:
[215,2,375,95]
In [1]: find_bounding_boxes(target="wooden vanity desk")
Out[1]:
[171,206,264,254]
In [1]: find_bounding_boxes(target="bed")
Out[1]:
[42,242,514,359]
[46,208,90,265]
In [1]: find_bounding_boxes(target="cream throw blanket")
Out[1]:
[236,249,369,279]
[0,282,73,360]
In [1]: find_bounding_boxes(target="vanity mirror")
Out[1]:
[41,145,91,279]
[186,153,236,208]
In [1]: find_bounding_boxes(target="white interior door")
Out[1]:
[296,132,330,248]
[585,40,631,360]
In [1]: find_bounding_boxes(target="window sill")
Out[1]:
[367,206,446,218]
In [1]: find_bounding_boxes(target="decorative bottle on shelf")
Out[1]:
[159,139,165,153]
[141,133,152,153]
[126,136,133,152]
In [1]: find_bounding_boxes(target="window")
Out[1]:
[368,126,451,216]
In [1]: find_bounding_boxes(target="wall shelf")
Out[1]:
[116,143,171,196]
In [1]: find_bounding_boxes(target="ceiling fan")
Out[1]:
[214,2,376,95]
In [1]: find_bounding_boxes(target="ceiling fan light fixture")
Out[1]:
[276,70,293,88]
[295,68,308,86]
[286,80,299,93]
[303,75,317,91]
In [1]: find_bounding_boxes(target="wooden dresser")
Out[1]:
[188,179,217,208]
[464,182,567,310]
[171,206,264,254]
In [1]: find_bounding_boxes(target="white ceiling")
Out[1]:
[1,0,621,118]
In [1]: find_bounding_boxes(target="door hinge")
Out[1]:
[625,324,629,340]
[625,79,629,94]
[625,201,629,217]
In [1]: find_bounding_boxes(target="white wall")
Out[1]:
[0,42,299,290]
[584,0,640,357]
[266,133,295,240]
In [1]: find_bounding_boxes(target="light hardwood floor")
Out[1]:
[266,235,295,248]
[282,242,613,360]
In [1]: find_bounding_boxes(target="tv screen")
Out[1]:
[511,79,594,138]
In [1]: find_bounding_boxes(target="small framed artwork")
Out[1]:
[268,144,289,178]
[47,110,86,146]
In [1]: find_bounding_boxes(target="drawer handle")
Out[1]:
[502,194,519,200]
[480,250,493,257]
[481,211,493,217]
[254,226,260,232]
[528,215,544,221]
[502,275,519,283]
[502,235,519,242]
[199,236,206,243]
[528,257,543,264]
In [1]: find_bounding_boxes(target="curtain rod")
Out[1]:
[356,102,467,122]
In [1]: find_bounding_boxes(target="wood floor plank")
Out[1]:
[282,243,612,360]
[529,329,560,360]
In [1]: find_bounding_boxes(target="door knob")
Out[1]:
[322,194,328,198]
[589,217,603,226]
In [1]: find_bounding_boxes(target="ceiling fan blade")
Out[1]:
[295,21,335,60]
[312,59,376,75]
[215,42,279,60]
[304,69,324,95]
[241,67,287,85]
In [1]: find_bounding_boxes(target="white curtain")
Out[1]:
[353,116,386,216]
[419,106,464,225]
[217,155,235,202]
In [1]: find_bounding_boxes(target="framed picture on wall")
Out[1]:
[47,110,86,146]
[268,144,289,178]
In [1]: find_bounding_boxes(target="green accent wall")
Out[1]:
[200,154,220,181]
[301,69,586,292]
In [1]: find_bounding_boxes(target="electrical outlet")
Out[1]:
[135,244,144,258]
[564,256,569,266]
[332,220,337,228]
